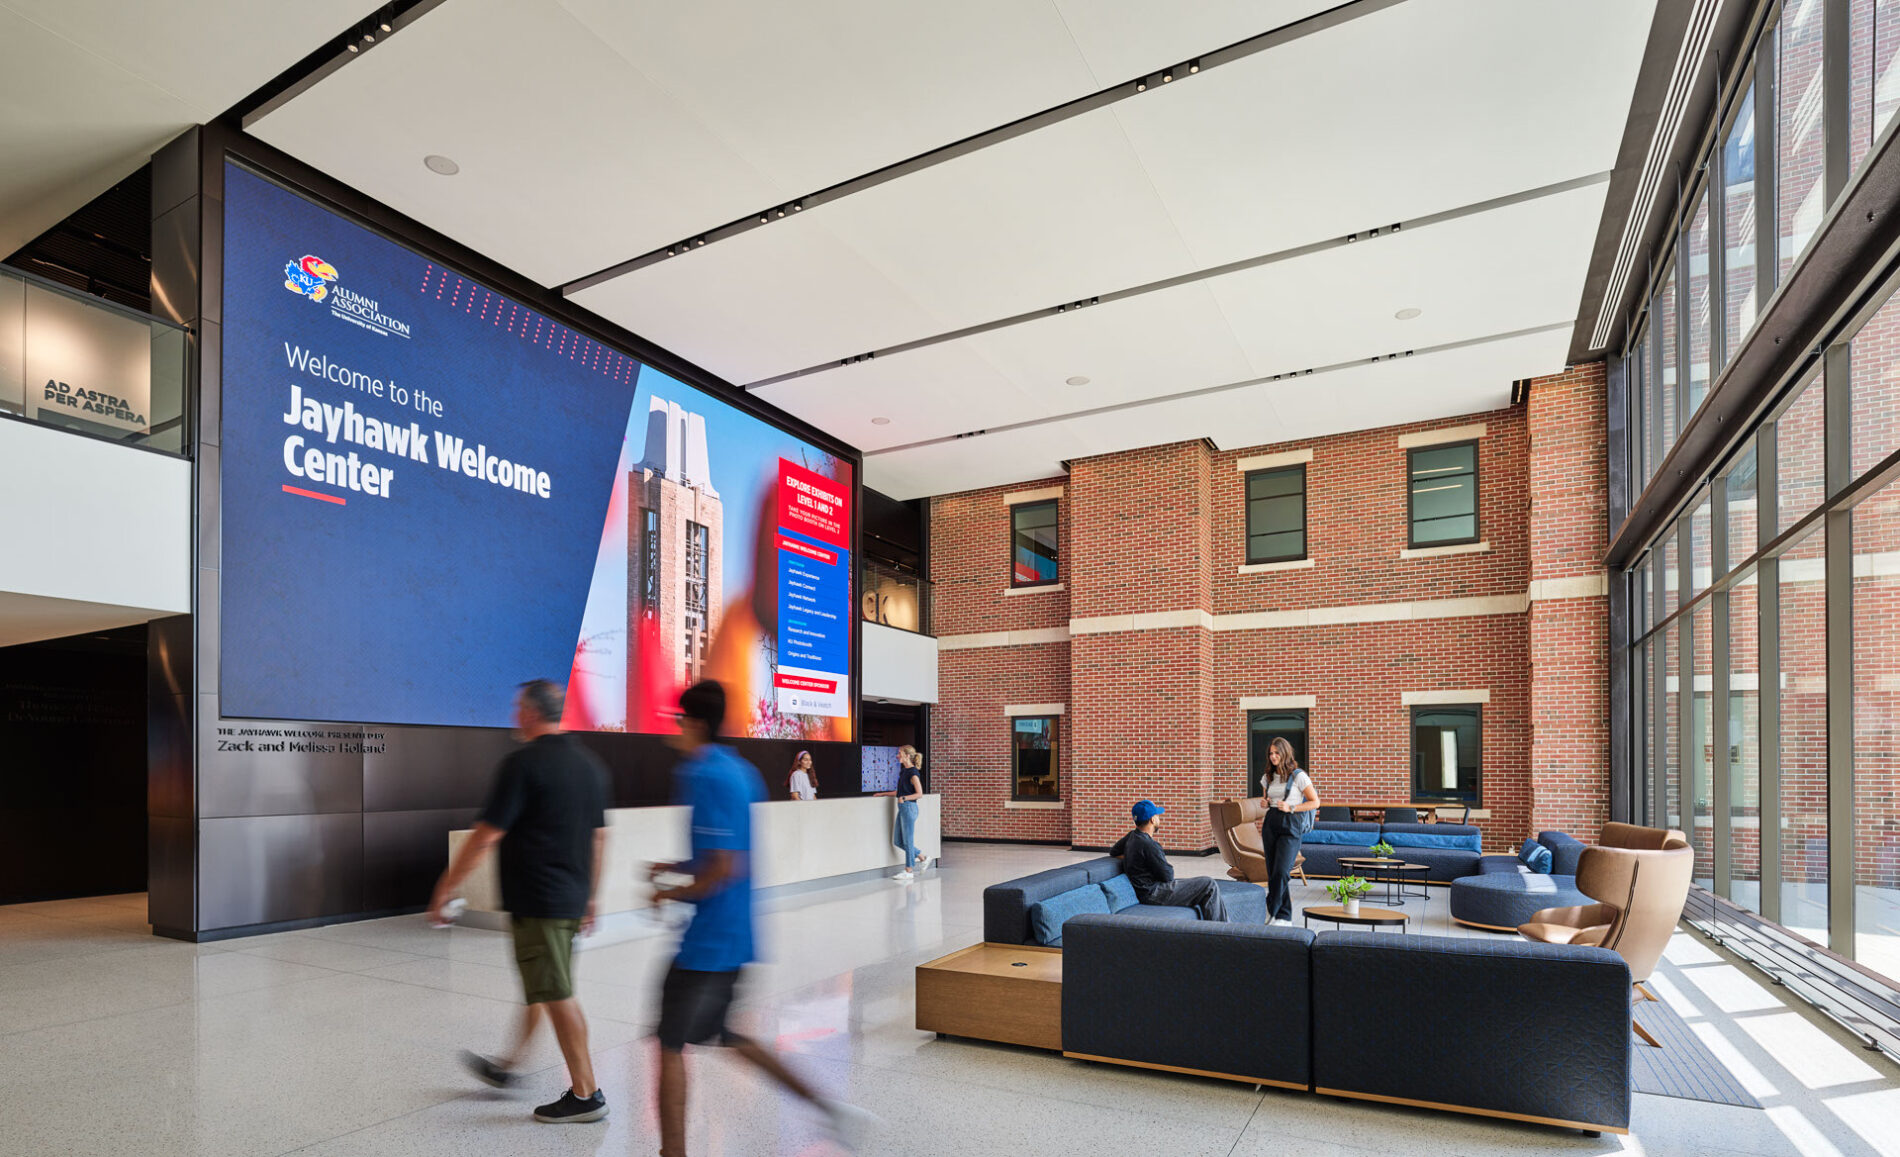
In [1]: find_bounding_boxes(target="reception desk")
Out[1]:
[448,795,941,929]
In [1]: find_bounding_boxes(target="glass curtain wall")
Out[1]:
[1620,4,1900,994]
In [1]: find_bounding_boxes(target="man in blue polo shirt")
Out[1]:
[647,680,872,1156]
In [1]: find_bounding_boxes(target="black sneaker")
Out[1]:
[534,1088,608,1124]
[460,1050,516,1089]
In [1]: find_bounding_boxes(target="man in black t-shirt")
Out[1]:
[1109,800,1227,921]
[428,680,611,1124]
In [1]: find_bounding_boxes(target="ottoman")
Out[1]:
[1449,872,1589,932]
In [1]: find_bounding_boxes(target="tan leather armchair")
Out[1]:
[1208,798,1305,884]
[1518,839,1693,1046]
[1600,821,1689,850]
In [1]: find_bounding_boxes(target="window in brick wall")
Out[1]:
[1411,706,1481,805]
[1407,441,1479,547]
[1246,710,1309,799]
[1011,715,1059,800]
[1010,500,1059,587]
[1244,465,1306,563]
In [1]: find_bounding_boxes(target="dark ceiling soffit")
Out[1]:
[558,0,1409,296]
[1565,0,1700,365]
[207,123,864,467]
[1604,114,1900,569]
[234,1,452,128]
[862,321,1571,457]
[747,170,1608,391]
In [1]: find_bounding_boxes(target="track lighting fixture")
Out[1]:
[1136,79,1147,92]
[1162,71,1173,83]
[347,41,359,52]
[1189,59,1200,73]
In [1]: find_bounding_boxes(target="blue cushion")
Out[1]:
[1518,838,1553,874]
[1100,874,1139,912]
[1384,830,1482,851]
[1304,828,1379,845]
[1026,885,1111,947]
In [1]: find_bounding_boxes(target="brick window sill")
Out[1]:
[1005,800,1066,810]
[1003,583,1065,596]
[1399,541,1490,560]
[1238,558,1315,575]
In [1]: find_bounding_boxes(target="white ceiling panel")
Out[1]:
[250,0,790,286]
[568,213,942,385]
[861,326,1571,500]
[751,341,1031,453]
[559,0,1101,196]
[962,282,1253,413]
[1052,0,1341,85]
[1208,181,1608,373]
[1111,0,1651,268]
[1249,326,1570,445]
[864,421,1099,502]
[0,0,377,258]
[813,106,1196,341]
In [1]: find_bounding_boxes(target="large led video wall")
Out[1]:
[219,163,854,740]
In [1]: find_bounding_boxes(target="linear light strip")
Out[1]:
[559,0,1409,296]
[1588,0,1728,351]
[748,171,1609,391]
[861,322,1573,457]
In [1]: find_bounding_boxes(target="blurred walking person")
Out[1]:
[648,680,872,1155]
[428,679,610,1123]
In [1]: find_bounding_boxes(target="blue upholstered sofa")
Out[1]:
[982,856,1266,946]
[1061,915,1632,1134]
[1299,820,1492,881]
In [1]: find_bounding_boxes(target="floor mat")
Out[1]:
[1630,996,1763,1108]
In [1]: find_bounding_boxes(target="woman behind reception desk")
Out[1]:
[788,751,817,801]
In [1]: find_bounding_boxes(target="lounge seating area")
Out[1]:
[920,819,1702,1135]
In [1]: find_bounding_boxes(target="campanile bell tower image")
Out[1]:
[628,396,723,698]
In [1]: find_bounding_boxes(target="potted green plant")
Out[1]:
[1327,875,1372,917]
[1369,840,1395,859]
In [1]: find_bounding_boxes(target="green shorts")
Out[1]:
[511,916,581,1005]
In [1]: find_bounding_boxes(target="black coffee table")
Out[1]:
[1302,905,1408,932]
[1338,857,1431,906]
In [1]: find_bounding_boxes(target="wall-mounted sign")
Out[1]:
[862,567,924,633]
[20,282,153,436]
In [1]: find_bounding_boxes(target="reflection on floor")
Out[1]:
[1,844,1897,1156]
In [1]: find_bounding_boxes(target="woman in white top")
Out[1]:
[787,750,817,801]
[1259,737,1319,925]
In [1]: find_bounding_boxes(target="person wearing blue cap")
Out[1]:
[1108,799,1227,921]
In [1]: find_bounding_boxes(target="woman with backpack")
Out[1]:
[1259,737,1319,925]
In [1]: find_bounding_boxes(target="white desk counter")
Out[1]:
[449,794,941,926]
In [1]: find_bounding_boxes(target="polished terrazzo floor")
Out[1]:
[2,843,1897,1156]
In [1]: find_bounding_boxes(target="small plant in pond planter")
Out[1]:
[1327,875,1372,915]
[1369,840,1395,858]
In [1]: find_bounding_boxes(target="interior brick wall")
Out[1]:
[928,368,1612,855]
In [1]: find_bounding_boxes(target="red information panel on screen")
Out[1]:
[777,459,851,549]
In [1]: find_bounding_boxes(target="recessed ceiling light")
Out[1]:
[423,154,460,176]
[871,416,891,425]
[1395,307,1422,320]
[1065,376,1090,386]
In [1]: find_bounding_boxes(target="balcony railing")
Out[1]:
[0,265,188,454]
[862,560,931,635]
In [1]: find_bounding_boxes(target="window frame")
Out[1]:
[1243,464,1308,564]
[1405,440,1482,549]
[1245,708,1309,799]
[1008,499,1060,588]
[1009,714,1060,801]
[1410,704,1483,805]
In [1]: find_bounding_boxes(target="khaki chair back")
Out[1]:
[1600,822,1689,850]
[1209,799,1269,883]
[1574,844,1695,983]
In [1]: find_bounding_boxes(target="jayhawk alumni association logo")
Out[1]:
[284,255,339,302]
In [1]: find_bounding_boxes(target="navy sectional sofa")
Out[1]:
[982,857,1266,946]
[1061,915,1632,1134]
[1301,824,1593,929]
